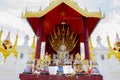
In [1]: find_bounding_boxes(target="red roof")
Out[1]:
[26,2,101,42]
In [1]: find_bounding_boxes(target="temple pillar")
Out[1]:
[34,18,43,70]
[35,25,43,59]
[83,17,90,60]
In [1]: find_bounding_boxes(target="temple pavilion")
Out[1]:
[22,0,104,61]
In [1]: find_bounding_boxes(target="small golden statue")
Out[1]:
[74,53,84,74]
[35,59,43,74]
[74,53,81,64]
[44,52,51,62]
[35,52,51,74]
[42,52,51,75]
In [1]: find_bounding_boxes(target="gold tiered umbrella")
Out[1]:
[89,37,95,61]
[30,35,36,60]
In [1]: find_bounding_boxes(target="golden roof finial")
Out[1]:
[31,35,36,50]
[99,7,104,18]
[13,33,18,48]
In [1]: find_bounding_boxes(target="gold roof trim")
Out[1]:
[22,0,104,18]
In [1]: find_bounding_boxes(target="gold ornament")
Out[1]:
[107,34,120,61]
[49,25,78,52]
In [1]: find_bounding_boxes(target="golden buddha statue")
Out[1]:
[35,52,51,74]
[43,52,51,62]
[74,53,84,74]
[35,59,43,73]
[74,53,81,64]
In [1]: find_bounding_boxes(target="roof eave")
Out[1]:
[22,0,105,19]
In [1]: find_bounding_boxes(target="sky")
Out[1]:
[0,0,120,48]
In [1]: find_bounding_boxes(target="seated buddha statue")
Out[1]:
[74,53,84,74]
[74,53,81,65]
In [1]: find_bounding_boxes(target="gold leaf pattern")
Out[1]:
[49,25,79,52]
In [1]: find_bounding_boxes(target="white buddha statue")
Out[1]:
[56,44,72,65]
[57,44,68,59]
